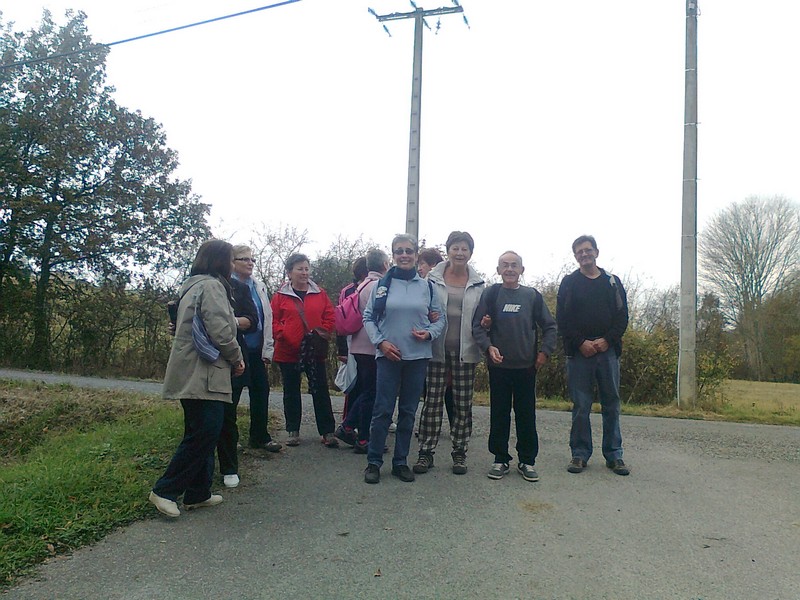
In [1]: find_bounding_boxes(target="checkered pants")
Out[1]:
[417,351,476,455]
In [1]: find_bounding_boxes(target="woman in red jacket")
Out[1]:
[271,253,339,448]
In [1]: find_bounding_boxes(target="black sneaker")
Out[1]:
[391,465,415,482]
[334,425,357,447]
[413,453,434,474]
[451,452,467,475]
[567,457,587,473]
[517,462,539,482]
[353,440,368,454]
[364,464,380,484]
[606,458,630,476]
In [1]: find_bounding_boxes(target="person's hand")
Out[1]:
[535,351,548,371]
[579,340,597,358]
[232,360,245,376]
[337,355,348,363]
[262,358,271,366]
[488,345,503,365]
[167,322,176,336]
[429,310,440,323]
[480,315,492,330]
[411,328,431,342]
[592,338,609,353]
[314,327,333,342]
[379,341,402,361]
[237,316,251,330]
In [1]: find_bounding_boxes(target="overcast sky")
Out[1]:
[3,0,799,289]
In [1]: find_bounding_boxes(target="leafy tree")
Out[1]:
[0,11,210,368]
[699,196,800,380]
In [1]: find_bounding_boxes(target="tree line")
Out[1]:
[1,13,798,401]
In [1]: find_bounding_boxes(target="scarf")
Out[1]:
[371,266,419,321]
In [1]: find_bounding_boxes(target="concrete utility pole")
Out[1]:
[371,4,464,239]
[678,0,699,406]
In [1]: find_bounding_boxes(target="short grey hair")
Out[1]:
[498,250,523,267]
[285,252,310,273]
[366,248,389,272]
[391,233,418,252]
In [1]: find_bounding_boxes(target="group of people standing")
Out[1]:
[148,231,630,517]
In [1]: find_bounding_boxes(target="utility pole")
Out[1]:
[678,0,699,406]
[371,4,465,239]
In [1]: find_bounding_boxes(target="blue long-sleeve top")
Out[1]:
[362,273,446,360]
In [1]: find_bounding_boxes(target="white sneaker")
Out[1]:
[149,491,180,518]
[223,474,240,488]
[184,494,223,510]
[388,422,397,433]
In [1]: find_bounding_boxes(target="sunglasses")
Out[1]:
[234,257,256,264]
[393,248,416,255]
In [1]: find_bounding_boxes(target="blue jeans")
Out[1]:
[567,350,623,462]
[367,358,428,468]
[153,399,225,504]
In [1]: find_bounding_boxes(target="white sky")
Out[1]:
[3,0,799,289]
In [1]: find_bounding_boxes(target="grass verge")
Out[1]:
[0,379,182,588]
[471,379,800,426]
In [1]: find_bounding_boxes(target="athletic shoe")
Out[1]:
[286,431,300,446]
[223,474,240,488]
[264,441,282,452]
[517,462,539,482]
[388,422,397,433]
[487,462,510,480]
[606,458,630,476]
[321,433,340,448]
[451,452,467,475]
[334,425,357,447]
[364,463,380,484]
[413,452,434,474]
[184,494,223,510]
[149,491,180,518]
[391,465,415,482]
[567,457,587,473]
[353,440,368,454]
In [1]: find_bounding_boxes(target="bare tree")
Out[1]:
[699,195,800,379]
[248,223,311,295]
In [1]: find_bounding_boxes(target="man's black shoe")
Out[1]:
[606,458,630,476]
[391,465,415,482]
[364,464,380,484]
[567,457,587,473]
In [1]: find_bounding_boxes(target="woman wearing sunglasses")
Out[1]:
[361,234,446,484]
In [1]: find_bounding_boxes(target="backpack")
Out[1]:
[334,279,371,336]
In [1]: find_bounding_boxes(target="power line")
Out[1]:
[0,0,301,71]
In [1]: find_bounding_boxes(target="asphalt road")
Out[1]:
[2,368,799,599]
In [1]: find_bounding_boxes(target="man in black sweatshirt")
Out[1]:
[557,235,630,476]
[472,251,556,483]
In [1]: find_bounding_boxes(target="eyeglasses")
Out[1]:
[574,249,596,256]
[234,257,256,264]
[393,248,416,255]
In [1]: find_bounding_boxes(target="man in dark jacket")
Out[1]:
[472,251,557,483]
[556,235,630,476]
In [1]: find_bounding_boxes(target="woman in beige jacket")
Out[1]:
[149,240,245,518]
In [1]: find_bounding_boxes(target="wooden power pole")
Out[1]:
[371,4,464,239]
[678,0,699,406]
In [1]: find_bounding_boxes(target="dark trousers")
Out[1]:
[278,361,336,435]
[239,350,272,445]
[344,353,377,442]
[487,366,538,465]
[153,399,224,504]
[217,399,240,475]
